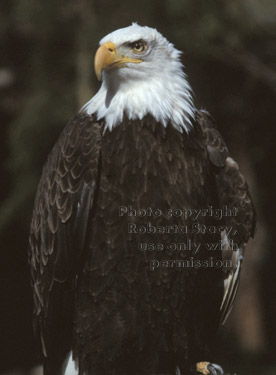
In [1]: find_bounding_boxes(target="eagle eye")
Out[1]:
[130,40,147,54]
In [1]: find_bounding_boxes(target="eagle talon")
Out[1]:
[195,362,224,375]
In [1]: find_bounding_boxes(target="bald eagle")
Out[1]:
[29,24,255,375]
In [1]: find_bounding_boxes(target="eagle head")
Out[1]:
[83,23,195,133]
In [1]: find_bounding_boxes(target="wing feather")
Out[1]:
[197,110,256,325]
[28,113,102,374]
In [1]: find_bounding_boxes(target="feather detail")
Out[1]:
[197,109,256,325]
[28,113,102,374]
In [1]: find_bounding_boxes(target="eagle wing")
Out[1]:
[196,110,256,325]
[28,113,101,373]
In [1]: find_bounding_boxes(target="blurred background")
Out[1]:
[0,0,275,374]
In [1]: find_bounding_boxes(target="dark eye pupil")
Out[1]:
[135,43,141,49]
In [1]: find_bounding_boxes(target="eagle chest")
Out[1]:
[99,118,209,205]
[84,119,210,286]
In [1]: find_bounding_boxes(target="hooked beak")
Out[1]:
[94,41,143,81]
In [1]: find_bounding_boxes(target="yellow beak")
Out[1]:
[94,42,143,81]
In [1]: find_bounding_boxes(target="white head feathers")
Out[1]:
[82,23,195,133]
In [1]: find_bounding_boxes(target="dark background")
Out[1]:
[0,0,276,374]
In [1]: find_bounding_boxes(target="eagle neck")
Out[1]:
[82,68,195,134]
